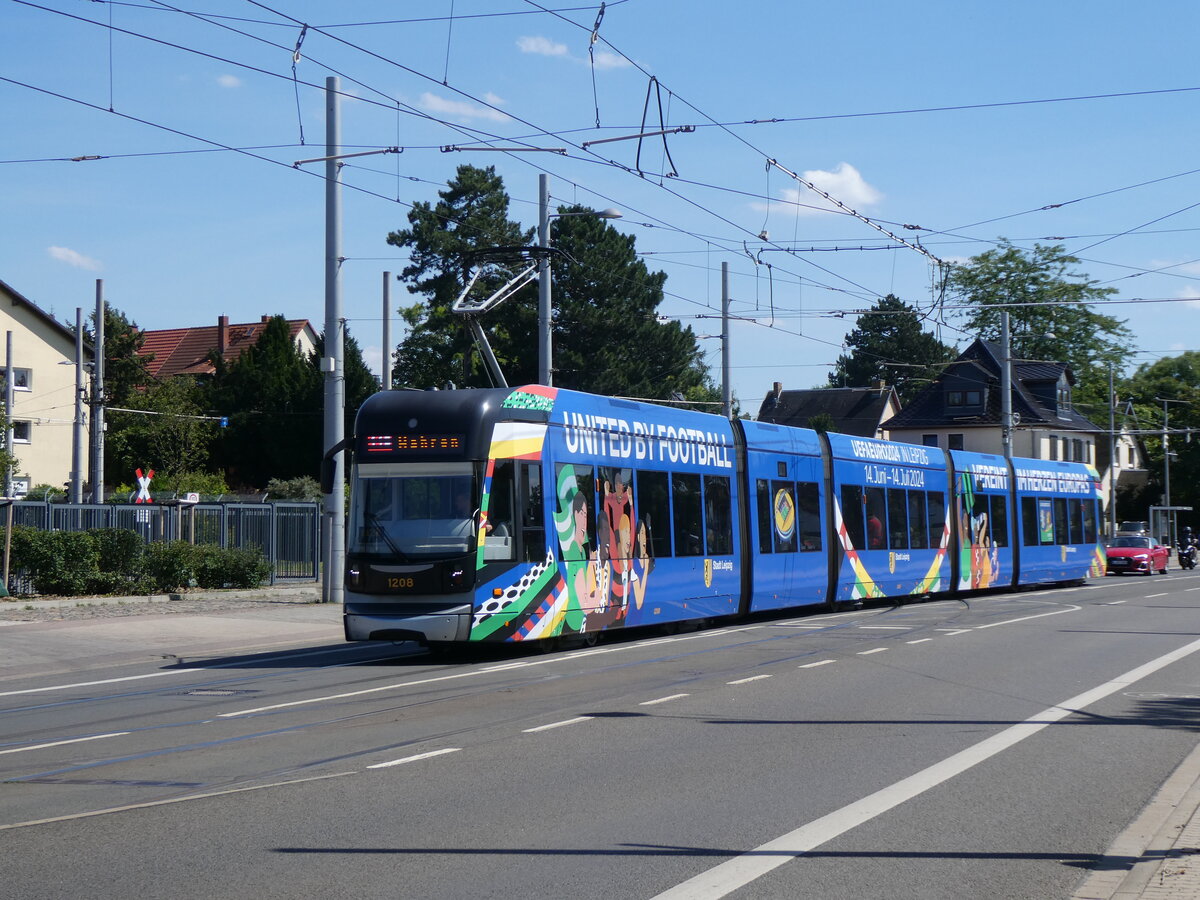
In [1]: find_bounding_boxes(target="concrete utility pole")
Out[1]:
[4,332,13,497]
[382,272,391,391]
[71,308,85,504]
[322,76,345,605]
[91,280,105,503]
[537,174,552,386]
[1000,310,1013,458]
[721,261,731,419]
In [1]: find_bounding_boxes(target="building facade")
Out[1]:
[0,279,93,497]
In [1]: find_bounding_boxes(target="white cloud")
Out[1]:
[47,246,100,271]
[751,163,883,217]
[418,92,509,123]
[1176,284,1200,310]
[590,49,632,70]
[518,35,568,57]
[517,34,631,69]
[217,74,242,89]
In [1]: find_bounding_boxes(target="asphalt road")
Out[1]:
[4,572,1200,899]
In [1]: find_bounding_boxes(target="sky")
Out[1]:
[4,0,1199,414]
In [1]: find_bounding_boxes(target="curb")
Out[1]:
[0,583,323,611]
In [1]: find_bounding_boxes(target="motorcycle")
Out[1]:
[1180,543,1198,571]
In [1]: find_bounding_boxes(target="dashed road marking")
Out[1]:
[727,675,772,685]
[367,748,461,769]
[523,716,593,733]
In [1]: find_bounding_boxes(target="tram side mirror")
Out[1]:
[320,457,336,495]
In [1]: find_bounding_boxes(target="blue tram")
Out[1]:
[338,385,1104,646]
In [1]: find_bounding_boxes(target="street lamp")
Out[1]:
[537,173,621,385]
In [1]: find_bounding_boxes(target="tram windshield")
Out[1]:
[349,462,477,559]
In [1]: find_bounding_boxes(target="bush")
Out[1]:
[265,476,322,502]
[8,528,100,596]
[2,526,273,597]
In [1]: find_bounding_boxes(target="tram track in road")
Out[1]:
[1,576,1190,830]
[0,591,1103,802]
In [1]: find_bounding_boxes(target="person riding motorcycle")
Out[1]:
[1180,527,1198,571]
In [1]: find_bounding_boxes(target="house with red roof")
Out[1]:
[139,315,318,379]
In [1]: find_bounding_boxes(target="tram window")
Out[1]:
[988,494,1009,548]
[1021,498,1038,545]
[636,470,672,559]
[908,490,928,549]
[1082,499,1098,544]
[841,484,866,551]
[865,487,886,550]
[484,460,516,561]
[555,464,596,560]
[756,480,773,554]
[797,481,822,551]
[928,491,946,544]
[1052,498,1069,545]
[771,480,797,553]
[1068,498,1084,545]
[673,473,704,556]
[705,475,734,556]
[887,488,909,549]
[519,463,544,563]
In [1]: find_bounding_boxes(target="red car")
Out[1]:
[1106,536,1170,576]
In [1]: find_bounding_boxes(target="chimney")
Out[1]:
[261,315,270,323]
[218,315,229,354]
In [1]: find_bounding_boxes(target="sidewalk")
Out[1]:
[0,582,344,681]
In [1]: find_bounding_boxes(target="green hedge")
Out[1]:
[3,526,271,597]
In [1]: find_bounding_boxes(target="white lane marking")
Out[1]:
[1187,588,1200,593]
[0,772,356,832]
[1107,600,1127,605]
[857,626,908,630]
[973,605,1081,630]
[941,629,971,636]
[523,716,593,733]
[640,694,690,706]
[857,648,888,656]
[651,634,1200,900]
[727,675,772,685]
[223,626,760,718]
[366,747,461,769]
[0,644,373,698]
[0,669,201,698]
[0,732,130,756]
[1147,593,1168,599]
[798,660,835,669]
[0,621,29,627]
[906,639,933,645]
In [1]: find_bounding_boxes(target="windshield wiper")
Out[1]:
[364,512,409,561]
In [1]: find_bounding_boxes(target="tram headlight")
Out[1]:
[346,566,362,589]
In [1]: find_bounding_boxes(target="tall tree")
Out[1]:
[387,166,716,401]
[946,240,1133,408]
[104,376,216,480]
[386,164,533,388]
[207,316,322,488]
[84,305,155,406]
[548,208,714,399]
[829,295,957,404]
[1124,351,1200,524]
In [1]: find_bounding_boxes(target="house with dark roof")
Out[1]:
[882,338,1144,525]
[139,315,318,379]
[757,382,900,438]
[882,338,1102,458]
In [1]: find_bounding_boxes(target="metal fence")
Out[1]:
[2,500,321,585]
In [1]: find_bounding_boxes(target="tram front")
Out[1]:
[340,388,513,645]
